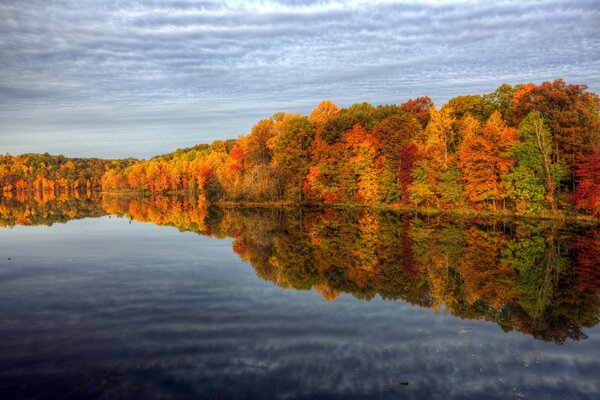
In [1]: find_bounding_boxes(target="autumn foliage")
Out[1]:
[574,146,600,217]
[1,80,599,217]
[0,153,134,195]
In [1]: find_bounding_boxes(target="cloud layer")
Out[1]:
[1,0,599,158]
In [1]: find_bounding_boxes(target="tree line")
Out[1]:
[2,80,599,217]
[0,153,135,195]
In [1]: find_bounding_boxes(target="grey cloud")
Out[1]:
[0,0,599,158]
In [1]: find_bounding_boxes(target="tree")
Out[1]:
[401,96,433,128]
[308,100,339,133]
[271,117,315,201]
[444,95,489,123]
[372,112,422,200]
[509,80,600,173]
[408,106,455,207]
[438,165,463,207]
[424,106,455,167]
[487,83,515,119]
[398,143,419,205]
[504,111,565,214]
[574,146,600,217]
[321,102,375,144]
[344,123,382,205]
[373,113,422,170]
[458,112,517,209]
[246,119,275,165]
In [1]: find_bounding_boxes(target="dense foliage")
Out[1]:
[0,153,135,194]
[2,80,599,217]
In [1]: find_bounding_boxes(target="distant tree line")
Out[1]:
[0,153,135,194]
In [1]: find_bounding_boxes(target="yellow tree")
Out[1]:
[344,123,381,205]
[308,100,339,134]
[408,106,455,207]
[246,119,275,165]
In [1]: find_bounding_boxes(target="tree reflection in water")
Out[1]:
[1,192,598,344]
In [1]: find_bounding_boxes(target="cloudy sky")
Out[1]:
[1,0,599,159]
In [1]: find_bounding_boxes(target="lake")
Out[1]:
[0,193,599,399]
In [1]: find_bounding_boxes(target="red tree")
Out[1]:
[398,143,419,205]
[510,80,600,168]
[574,146,600,217]
[401,96,434,128]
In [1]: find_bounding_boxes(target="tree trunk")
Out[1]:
[535,120,557,213]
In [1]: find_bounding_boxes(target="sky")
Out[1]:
[0,0,599,159]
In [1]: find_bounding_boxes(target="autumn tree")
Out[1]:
[372,112,422,201]
[401,96,433,128]
[458,112,516,209]
[509,79,600,173]
[398,143,419,205]
[271,117,315,201]
[308,100,339,134]
[246,119,276,165]
[486,83,515,119]
[321,102,375,144]
[574,146,600,217]
[444,95,492,123]
[408,106,455,207]
[305,105,373,204]
[504,111,565,214]
[344,123,382,205]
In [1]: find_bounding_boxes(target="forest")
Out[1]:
[1,80,599,217]
[0,153,135,194]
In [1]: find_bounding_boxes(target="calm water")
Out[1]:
[0,193,599,399]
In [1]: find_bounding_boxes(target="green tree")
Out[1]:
[272,117,315,201]
[504,111,566,214]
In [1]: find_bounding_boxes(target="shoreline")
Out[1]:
[106,192,599,225]
[1,189,598,224]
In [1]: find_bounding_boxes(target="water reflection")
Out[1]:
[1,193,598,345]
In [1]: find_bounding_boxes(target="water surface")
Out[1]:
[0,193,599,399]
